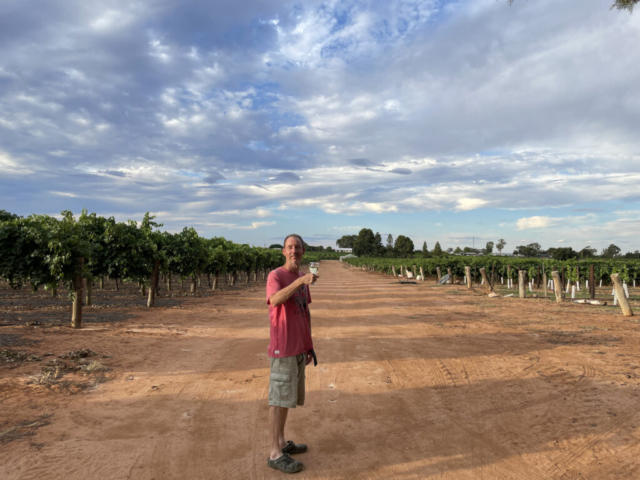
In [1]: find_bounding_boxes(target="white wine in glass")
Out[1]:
[309,262,319,275]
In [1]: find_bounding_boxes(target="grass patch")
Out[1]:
[0,414,52,446]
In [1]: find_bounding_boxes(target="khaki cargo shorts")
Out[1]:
[269,353,306,408]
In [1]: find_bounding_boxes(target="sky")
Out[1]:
[1,0,640,253]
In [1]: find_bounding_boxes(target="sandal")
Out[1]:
[267,453,304,474]
[282,440,308,455]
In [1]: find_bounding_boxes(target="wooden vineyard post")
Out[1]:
[447,268,452,284]
[212,271,219,291]
[72,257,84,329]
[518,270,526,298]
[167,274,172,292]
[436,267,442,283]
[552,271,563,303]
[413,265,417,278]
[147,259,160,308]
[140,283,146,297]
[480,268,493,292]
[537,265,541,289]
[419,267,425,281]
[543,273,548,298]
[85,277,92,306]
[611,274,633,317]
[589,265,595,299]
[99,277,104,290]
[392,265,396,277]
[492,265,496,285]
[465,266,472,289]
[561,266,566,292]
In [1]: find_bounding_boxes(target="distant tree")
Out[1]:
[509,0,638,13]
[326,246,333,252]
[579,246,597,258]
[601,244,621,258]
[269,244,283,249]
[432,241,443,256]
[374,232,385,256]
[623,250,640,259]
[454,246,462,254]
[496,239,506,254]
[485,241,494,254]
[0,210,19,222]
[515,243,542,258]
[548,247,576,261]
[610,0,639,12]
[394,235,415,256]
[446,247,453,253]
[336,235,357,249]
[421,241,428,258]
[352,229,376,257]
[386,234,394,249]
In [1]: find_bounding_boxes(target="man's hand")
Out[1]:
[299,273,318,285]
[269,273,318,307]
[306,351,313,365]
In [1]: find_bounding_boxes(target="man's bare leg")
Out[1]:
[279,407,289,450]
[269,406,289,460]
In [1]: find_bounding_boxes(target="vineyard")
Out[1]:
[342,256,640,286]
[0,210,326,328]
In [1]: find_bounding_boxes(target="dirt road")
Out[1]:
[2,260,640,479]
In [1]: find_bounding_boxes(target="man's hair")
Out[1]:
[283,233,305,248]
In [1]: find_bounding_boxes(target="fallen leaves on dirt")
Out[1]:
[1,349,43,364]
[27,349,110,393]
[0,414,52,446]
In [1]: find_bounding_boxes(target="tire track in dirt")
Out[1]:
[480,365,596,416]
[473,348,551,397]
[547,406,640,478]
[442,413,553,480]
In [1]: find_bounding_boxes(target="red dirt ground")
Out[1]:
[1,260,640,479]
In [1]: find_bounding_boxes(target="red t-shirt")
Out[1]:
[266,267,313,358]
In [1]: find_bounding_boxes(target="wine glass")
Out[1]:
[309,262,319,275]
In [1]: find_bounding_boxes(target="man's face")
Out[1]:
[283,237,304,264]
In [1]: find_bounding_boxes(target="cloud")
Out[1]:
[331,226,362,231]
[348,158,381,167]
[270,172,300,183]
[203,221,275,230]
[49,191,78,198]
[516,213,598,230]
[389,168,412,175]
[101,170,128,177]
[204,172,226,184]
[455,198,487,212]
[516,215,558,230]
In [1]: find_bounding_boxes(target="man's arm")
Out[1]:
[269,273,317,307]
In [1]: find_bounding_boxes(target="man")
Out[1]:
[266,233,318,474]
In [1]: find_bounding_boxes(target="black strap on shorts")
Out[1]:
[309,349,317,367]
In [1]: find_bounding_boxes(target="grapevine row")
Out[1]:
[0,211,289,327]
